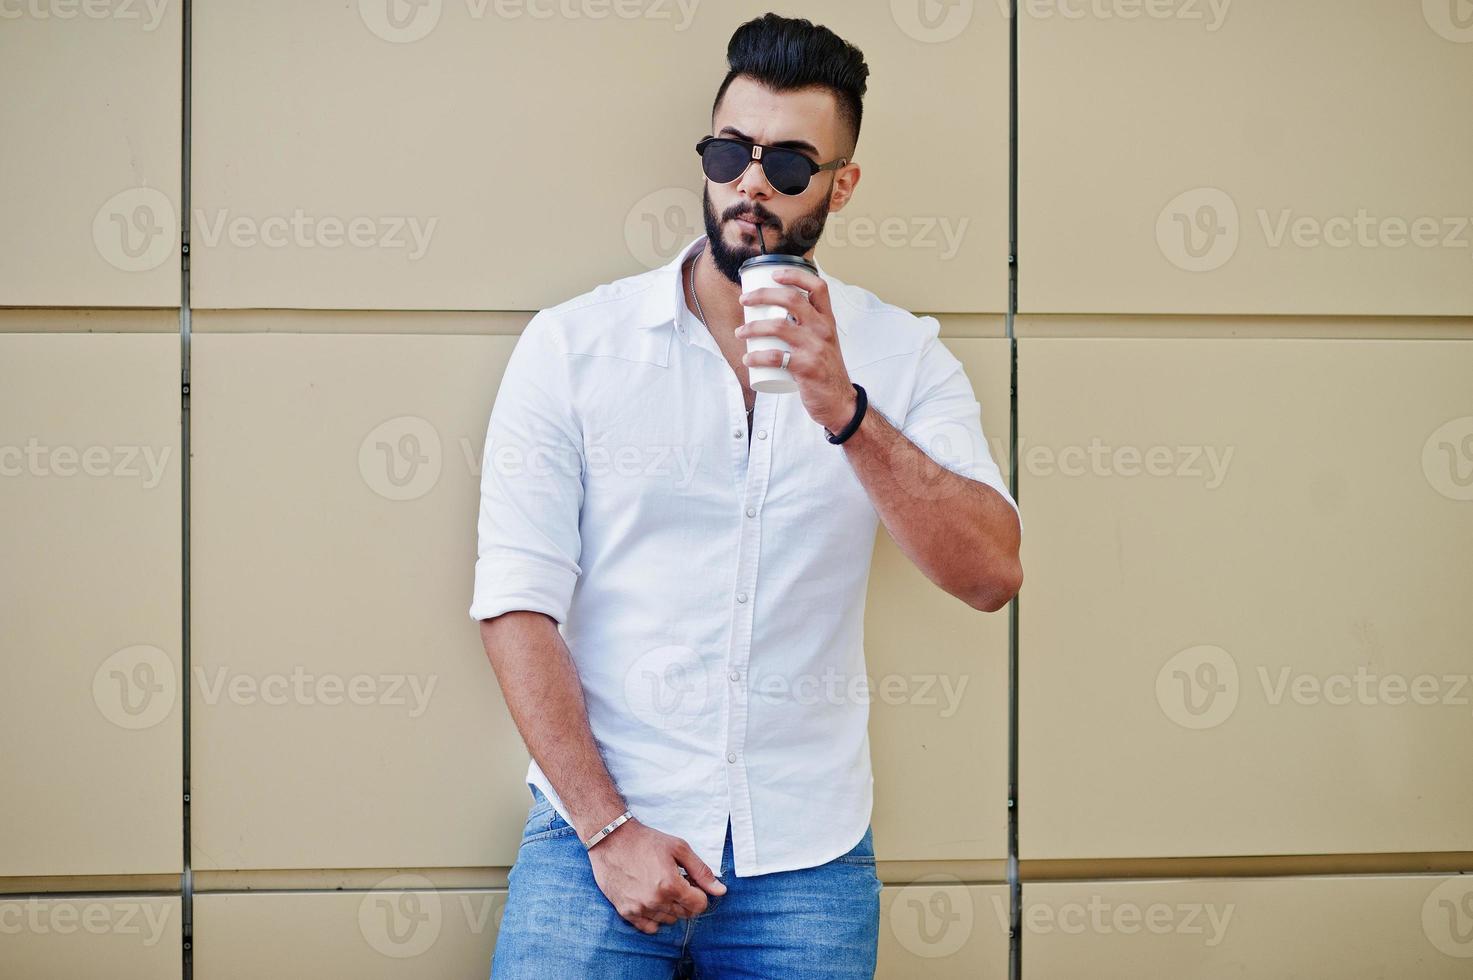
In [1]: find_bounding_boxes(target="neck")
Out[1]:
[688,242,746,339]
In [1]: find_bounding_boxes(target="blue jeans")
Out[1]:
[492,785,881,979]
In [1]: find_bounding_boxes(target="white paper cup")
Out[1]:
[739,253,817,394]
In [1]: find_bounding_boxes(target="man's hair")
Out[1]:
[713,13,870,157]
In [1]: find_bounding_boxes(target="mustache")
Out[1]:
[728,208,778,228]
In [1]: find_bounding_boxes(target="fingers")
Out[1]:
[657,864,710,918]
[742,349,794,369]
[626,912,663,935]
[618,896,679,932]
[667,883,709,919]
[614,880,707,929]
[647,907,681,926]
[601,834,729,934]
[676,843,728,897]
[769,269,831,317]
[739,285,815,321]
[637,850,722,924]
[620,888,699,930]
[736,316,801,341]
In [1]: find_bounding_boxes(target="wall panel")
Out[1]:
[0,11,181,306]
[0,896,181,979]
[866,335,1013,861]
[190,1,1007,312]
[190,331,521,871]
[1023,874,1473,977]
[0,332,181,878]
[1019,1,1473,315]
[1018,336,1473,859]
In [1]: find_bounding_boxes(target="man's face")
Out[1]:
[701,75,856,284]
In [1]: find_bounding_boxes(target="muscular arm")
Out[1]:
[837,398,1023,612]
[479,609,727,934]
[478,610,628,841]
[737,269,1020,613]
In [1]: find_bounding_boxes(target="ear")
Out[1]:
[827,163,861,213]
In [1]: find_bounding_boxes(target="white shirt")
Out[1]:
[470,234,1020,876]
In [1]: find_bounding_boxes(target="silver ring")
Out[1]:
[786,312,798,325]
[780,350,792,370]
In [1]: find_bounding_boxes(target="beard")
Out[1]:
[701,184,833,284]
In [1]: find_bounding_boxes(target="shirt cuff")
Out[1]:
[469,553,579,625]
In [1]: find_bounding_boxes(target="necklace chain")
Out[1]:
[687,245,753,417]
[688,244,708,330]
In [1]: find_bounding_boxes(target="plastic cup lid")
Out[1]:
[739,253,817,275]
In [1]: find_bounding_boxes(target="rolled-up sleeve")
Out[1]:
[900,318,1022,533]
[469,311,585,624]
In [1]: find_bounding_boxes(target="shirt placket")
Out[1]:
[723,388,774,874]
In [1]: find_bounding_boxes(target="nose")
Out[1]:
[733,155,775,201]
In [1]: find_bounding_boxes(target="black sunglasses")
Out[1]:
[695,136,848,197]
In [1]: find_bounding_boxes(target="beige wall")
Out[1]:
[2,1,1470,977]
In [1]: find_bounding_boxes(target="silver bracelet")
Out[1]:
[583,810,634,851]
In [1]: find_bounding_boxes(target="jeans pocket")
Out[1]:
[525,785,553,821]
[521,788,578,844]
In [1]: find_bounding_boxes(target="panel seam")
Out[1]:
[179,0,193,975]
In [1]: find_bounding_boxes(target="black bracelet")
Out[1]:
[824,383,867,445]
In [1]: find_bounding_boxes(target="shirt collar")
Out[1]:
[638,234,849,337]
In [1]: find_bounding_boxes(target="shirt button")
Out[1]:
[729,670,740,682]
[757,429,768,439]
[727,752,737,764]
[745,506,756,518]
[736,592,748,603]
[732,427,743,439]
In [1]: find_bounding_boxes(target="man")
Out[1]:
[472,13,1022,978]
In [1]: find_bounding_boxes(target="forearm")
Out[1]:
[479,610,630,840]
[837,403,1022,611]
